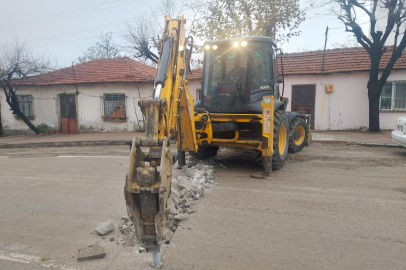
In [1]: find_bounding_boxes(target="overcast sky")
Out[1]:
[0,0,369,68]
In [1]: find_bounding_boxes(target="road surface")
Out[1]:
[0,144,405,269]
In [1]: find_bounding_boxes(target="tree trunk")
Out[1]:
[368,84,381,132]
[14,110,41,135]
[1,80,41,135]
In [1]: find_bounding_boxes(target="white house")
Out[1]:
[188,47,406,130]
[0,57,156,135]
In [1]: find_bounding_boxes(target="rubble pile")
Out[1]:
[166,155,218,232]
[91,154,221,252]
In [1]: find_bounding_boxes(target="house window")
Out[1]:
[17,95,34,119]
[380,82,406,111]
[103,94,126,120]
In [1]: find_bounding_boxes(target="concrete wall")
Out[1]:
[0,82,153,135]
[187,71,406,130]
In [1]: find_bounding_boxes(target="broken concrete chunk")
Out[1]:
[195,187,204,196]
[170,188,180,199]
[187,168,204,179]
[95,220,114,235]
[121,216,130,222]
[167,199,178,215]
[174,214,188,222]
[110,236,115,241]
[77,243,106,261]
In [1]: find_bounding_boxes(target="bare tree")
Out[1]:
[0,38,54,134]
[77,32,120,63]
[120,18,160,65]
[331,0,406,132]
[120,0,205,66]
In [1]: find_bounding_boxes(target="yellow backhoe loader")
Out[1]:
[124,16,310,265]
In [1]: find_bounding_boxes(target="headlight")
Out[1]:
[233,42,239,47]
[212,45,218,50]
[204,45,211,50]
[241,41,247,46]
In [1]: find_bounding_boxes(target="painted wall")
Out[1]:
[187,80,200,101]
[0,82,153,135]
[283,70,406,130]
[188,70,406,130]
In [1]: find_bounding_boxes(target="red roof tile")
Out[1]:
[281,46,406,75]
[16,57,156,86]
[188,67,203,80]
[187,47,406,79]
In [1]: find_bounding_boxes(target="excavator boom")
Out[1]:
[124,16,196,265]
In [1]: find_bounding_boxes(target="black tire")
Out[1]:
[271,110,289,170]
[190,146,219,160]
[288,117,309,153]
[256,110,289,170]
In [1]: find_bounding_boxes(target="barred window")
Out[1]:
[380,82,406,111]
[17,95,34,119]
[103,94,126,120]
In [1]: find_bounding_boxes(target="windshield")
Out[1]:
[250,43,272,93]
[202,46,248,109]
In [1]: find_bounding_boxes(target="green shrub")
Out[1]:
[36,123,53,134]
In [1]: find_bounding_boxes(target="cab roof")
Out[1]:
[204,36,277,48]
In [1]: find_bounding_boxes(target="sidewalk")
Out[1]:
[0,132,143,148]
[0,130,401,148]
[311,130,400,147]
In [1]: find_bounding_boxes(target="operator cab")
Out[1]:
[197,36,283,113]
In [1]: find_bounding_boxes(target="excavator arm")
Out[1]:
[124,16,196,265]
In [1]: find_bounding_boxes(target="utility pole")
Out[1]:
[321,26,329,72]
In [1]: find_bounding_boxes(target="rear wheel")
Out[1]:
[190,146,219,160]
[288,117,309,153]
[271,110,289,170]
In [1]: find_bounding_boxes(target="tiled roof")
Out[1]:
[187,47,406,79]
[16,57,156,86]
[187,67,203,80]
[281,46,406,75]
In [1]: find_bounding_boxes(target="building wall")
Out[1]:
[187,80,200,101]
[188,71,405,130]
[0,82,153,135]
[283,70,406,130]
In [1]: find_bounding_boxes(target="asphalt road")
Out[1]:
[0,144,405,270]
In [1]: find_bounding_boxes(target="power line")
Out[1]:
[32,36,99,49]
[0,0,127,29]
[0,0,142,34]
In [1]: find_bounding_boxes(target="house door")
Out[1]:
[60,94,77,134]
[292,85,316,129]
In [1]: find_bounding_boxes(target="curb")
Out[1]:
[0,140,127,149]
[311,140,347,145]
[312,140,404,148]
[347,142,404,148]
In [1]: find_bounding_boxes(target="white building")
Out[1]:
[188,47,406,130]
[0,57,156,135]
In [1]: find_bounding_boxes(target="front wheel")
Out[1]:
[288,117,309,153]
[272,110,289,170]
